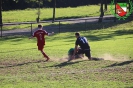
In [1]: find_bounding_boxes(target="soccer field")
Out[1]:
[0,21,133,88]
[0,27,133,61]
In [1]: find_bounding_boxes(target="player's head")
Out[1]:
[38,24,43,29]
[75,32,80,38]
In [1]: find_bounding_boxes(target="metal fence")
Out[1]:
[0,15,122,37]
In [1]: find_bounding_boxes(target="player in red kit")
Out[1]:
[29,24,54,61]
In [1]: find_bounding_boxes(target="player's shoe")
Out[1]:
[46,57,50,61]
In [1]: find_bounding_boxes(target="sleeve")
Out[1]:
[75,39,79,45]
[84,37,88,43]
[32,31,36,37]
[43,30,48,35]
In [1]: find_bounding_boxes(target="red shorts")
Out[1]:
[37,43,44,51]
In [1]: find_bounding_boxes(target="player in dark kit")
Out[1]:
[69,32,91,61]
[29,24,54,61]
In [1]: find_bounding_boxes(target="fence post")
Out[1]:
[59,21,60,33]
[31,23,32,36]
[0,25,2,38]
[85,19,87,31]
[114,0,117,22]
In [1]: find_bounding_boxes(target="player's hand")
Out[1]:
[68,55,75,62]
[71,55,75,60]
[29,37,33,39]
[48,32,54,36]
[51,32,54,35]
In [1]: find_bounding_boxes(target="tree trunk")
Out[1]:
[52,0,56,23]
[98,0,104,22]
[37,0,40,23]
[104,0,107,11]
[114,0,117,22]
[0,0,2,25]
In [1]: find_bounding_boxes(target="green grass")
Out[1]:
[1,5,133,87]
[2,5,111,23]
[0,20,133,88]
[0,28,133,61]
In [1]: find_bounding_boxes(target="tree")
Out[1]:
[104,0,107,11]
[52,0,56,22]
[36,0,41,23]
[98,0,104,22]
[2,0,109,10]
[0,0,2,25]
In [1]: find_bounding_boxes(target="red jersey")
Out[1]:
[33,29,48,46]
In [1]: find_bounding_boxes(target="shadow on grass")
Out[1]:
[43,19,133,42]
[106,60,133,67]
[0,35,29,41]
[45,28,133,42]
[0,60,46,68]
[0,59,87,68]
[43,57,103,68]
[125,87,133,88]
[0,35,36,45]
[85,29,133,41]
[2,17,133,42]
[44,19,131,32]
[0,48,36,53]
[1,28,133,43]
[43,60,87,68]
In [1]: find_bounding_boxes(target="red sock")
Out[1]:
[42,52,49,58]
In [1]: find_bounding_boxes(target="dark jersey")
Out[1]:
[75,36,90,50]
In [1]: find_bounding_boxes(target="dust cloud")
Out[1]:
[50,55,69,62]
[100,53,129,61]
[49,53,130,62]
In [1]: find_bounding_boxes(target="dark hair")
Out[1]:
[75,32,80,36]
[38,24,43,28]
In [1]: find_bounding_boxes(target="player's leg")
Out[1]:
[40,50,50,61]
[84,50,92,60]
[77,48,84,58]
[38,45,50,61]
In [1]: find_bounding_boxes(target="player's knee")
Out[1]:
[40,50,43,53]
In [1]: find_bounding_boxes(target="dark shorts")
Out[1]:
[78,49,91,58]
[84,50,91,58]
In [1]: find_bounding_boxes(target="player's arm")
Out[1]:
[29,32,36,39]
[48,32,54,36]
[43,30,54,36]
[29,36,34,39]
[71,40,79,59]
[73,45,78,56]
[68,45,78,61]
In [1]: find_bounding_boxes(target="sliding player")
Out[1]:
[69,32,91,61]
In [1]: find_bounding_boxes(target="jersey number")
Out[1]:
[39,34,42,40]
